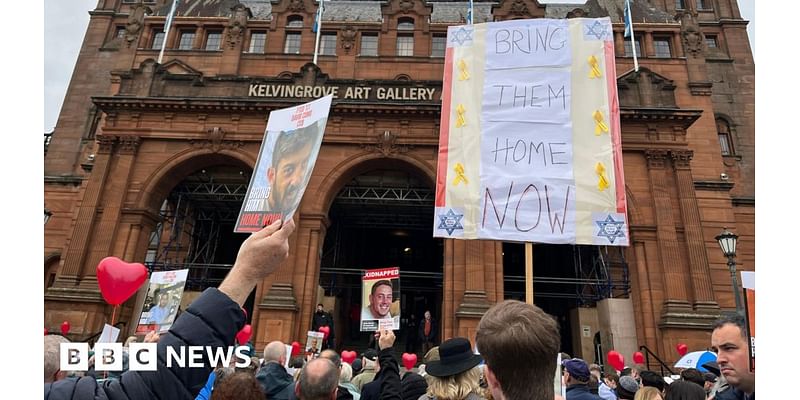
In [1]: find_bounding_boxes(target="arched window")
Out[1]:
[396,18,415,56]
[285,16,304,54]
[716,118,734,156]
[287,16,304,28]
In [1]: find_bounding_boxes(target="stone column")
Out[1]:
[670,150,720,316]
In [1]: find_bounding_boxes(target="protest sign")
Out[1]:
[136,269,188,334]
[360,267,400,331]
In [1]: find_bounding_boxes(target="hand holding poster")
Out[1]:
[136,269,188,334]
[305,331,325,358]
[236,95,333,232]
[434,18,628,245]
[360,267,401,331]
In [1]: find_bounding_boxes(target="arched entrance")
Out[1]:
[319,168,443,355]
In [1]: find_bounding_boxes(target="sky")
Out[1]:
[43,0,755,132]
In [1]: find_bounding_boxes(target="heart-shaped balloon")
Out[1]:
[676,343,688,356]
[61,321,71,336]
[291,341,302,356]
[633,351,645,365]
[319,325,330,340]
[236,324,252,345]
[607,350,624,372]
[342,350,357,364]
[44,328,49,336]
[96,257,148,306]
[402,353,417,370]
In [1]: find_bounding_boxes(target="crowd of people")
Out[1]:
[43,219,755,400]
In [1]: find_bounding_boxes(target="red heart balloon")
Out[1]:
[96,257,148,306]
[633,351,645,365]
[236,324,252,345]
[402,353,417,370]
[61,321,71,336]
[319,325,330,340]
[676,343,688,356]
[44,328,49,336]
[342,350,357,364]
[291,341,302,356]
[607,350,624,371]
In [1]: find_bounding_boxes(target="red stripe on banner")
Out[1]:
[604,40,627,214]
[435,46,455,207]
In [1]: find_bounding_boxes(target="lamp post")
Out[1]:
[715,227,744,316]
[45,208,53,225]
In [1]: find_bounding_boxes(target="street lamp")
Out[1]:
[715,227,744,316]
[45,208,53,225]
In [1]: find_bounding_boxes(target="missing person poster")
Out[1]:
[305,331,325,358]
[741,271,754,372]
[235,95,333,232]
[360,267,400,331]
[136,269,188,334]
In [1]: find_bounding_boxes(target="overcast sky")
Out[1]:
[43,0,755,132]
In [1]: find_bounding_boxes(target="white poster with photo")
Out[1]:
[360,267,401,331]
[136,269,188,334]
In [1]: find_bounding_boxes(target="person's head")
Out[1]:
[268,123,320,213]
[210,371,264,400]
[424,310,431,320]
[633,386,663,400]
[289,355,306,369]
[368,280,393,319]
[562,358,591,386]
[664,380,706,400]
[401,371,429,400]
[639,370,665,392]
[702,373,716,393]
[588,374,600,394]
[339,361,353,384]
[124,335,138,347]
[296,358,339,400]
[476,300,560,400]
[264,340,287,365]
[710,313,754,394]
[317,303,324,313]
[44,335,70,383]
[604,371,619,389]
[616,375,640,400]
[679,368,704,388]
[362,348,378,371]
[589,363,602,380]
[319,349,342,369]
[158,292,169,307]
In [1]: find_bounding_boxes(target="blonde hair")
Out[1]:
[340,362,353,383]
[634,386,663,400]
[425,366,483,400]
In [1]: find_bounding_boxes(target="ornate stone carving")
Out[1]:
[566,8,587,18]
[288,0,306,12]
[399,0,415,13]
[510,0,529,16]
[227,4,251,49]
[360,131,413,156]
[117,135,141,155]
[677,11,704,58]
[644,149,669,169]
[189,127,244,152]
[96,135,115,154]
[125,2,152,48]
[670,150,694,169]
[341,26,357,54]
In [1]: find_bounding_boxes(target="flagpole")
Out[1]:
[625,0,639,72]
[158,0,179,64]
[467,0,474,25]
[313,0,324,65]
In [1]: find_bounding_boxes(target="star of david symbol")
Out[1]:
[450,27,474,46]
[595,215,626,243]
[585,20,608,40]
[438,209,464,235]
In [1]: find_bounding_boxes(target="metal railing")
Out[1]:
[639,345,676,376]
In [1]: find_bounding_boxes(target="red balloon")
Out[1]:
[96,257,148,306]
[44,328,49,336]
[236,324,252,345]
[342,350,357,364]
[633,351,645,365]
[291,341,302,356]
[607,350,624,371]
[676,343,688,356]
[60,321,71,336]
[402,353,418,370]
[319,325,330,340]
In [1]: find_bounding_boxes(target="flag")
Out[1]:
[158,0,180,64]
[623,0,632,38]
[312,0,325,64]
[467,0,474,25]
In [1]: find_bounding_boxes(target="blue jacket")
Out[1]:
[566,384,603,400]
[44,288,246,400]
[256,362,294,400]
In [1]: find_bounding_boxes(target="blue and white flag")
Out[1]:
[623,0,633,38]
[467,0,474,25]
[158,0,180,64]
[312,1,323,33]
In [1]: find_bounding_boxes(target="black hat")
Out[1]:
[702,361,720,377]
[703,372,717,383]
[363,348,378,361]
[424,337,482,377]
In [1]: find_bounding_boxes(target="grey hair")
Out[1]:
[44,335,70,383]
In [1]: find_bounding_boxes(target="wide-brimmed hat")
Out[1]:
[424,337,482,377]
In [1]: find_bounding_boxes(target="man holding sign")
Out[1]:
[360,268,400,331]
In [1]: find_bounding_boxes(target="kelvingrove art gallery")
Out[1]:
[44,0,754,368]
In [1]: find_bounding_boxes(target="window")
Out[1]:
[249,32,267,53]
[398,19,415,31]
[115,26,127,39]
[623,36,642,57]
[320,33,337,55]
[360,33,378,56]
[178,30,196,50]
[284,32,301,54]
[205,31,222,51]
[653,37,672,58]
[675,0,685,9]
[287,16,304,28]
[152,31,165,49]
[397,35,414,56]
[717,119,734,156]
[696,0,710,10]
[431,35,446,57]
[705,35,718,48]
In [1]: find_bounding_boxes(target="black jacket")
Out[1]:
[714,387,754,400]
[566,384,603,400]
[418,318,437,343]
[256,362,294,400]
[44,288,246,400]
[312,310,334,331]
[361,348,400,400]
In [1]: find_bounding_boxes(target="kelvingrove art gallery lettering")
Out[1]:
[248,83,439,101]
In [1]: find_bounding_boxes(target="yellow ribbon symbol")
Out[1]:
[456,104,466,128]
[458,59,470,81]
[593,110,609,135]
[596,162,610,191]
[588,55,602,79]
[453,163,468,186]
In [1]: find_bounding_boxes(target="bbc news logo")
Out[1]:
[60,343,252,371]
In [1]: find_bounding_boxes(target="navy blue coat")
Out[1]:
[566,384,603,400]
